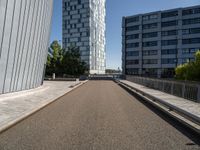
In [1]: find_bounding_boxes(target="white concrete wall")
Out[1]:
[0,0,54,94]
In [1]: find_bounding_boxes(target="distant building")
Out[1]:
[0,0,53,94]
[62,0,106,74]
[122,5,200,78]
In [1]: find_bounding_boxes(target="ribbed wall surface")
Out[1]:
[0,0,53,94]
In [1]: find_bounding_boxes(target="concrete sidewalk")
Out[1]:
[118,80,200,132]
[0,80,87,133]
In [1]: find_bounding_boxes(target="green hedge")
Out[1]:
[175,51,200,81]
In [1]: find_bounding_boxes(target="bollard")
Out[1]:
[197,85,200,103]
[52,73,55,80]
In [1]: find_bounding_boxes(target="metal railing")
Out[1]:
[126,75,200,103]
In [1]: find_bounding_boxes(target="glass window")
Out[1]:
[182,38,200,44]
[143,59,158,64]
[182,48,199,54]
[161,49,177,55]
[142,32,158,38]
[126,43,139,48]
[182,18,200,25]
[143,50,157,56]
[142,23,157,29]
[182,8,200,16]
[182,29,190,35]
[126,51,139,56]
[142,14,158,21]
[162,58,177,64]
[182,28,200,35]
[126,60,139,65]
[162,30,178,36]
[143,41,157,47]
[162,39,177,46]
[126,68,139,75]
[126,17,139,23]
[126,25,139,31]
[126,34,139,40]
[161,11,178,18]
[182,58,195,64]
[161,20,178,27]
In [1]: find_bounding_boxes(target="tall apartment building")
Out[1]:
[0,0,53,94]
[122,5,200,78]
[62,0,106,74]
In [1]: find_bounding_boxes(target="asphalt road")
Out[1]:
[0,81,199,150]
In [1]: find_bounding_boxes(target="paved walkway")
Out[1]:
[0,80,86,132]
[0,81,199,150]
[119,80,200,123]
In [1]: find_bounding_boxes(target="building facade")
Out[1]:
[122,5,200,78]
[0,0,53,94]
[62,0,106,74]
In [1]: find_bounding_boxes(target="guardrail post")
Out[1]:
[182,83,185,99]
[171,82,174,95]
[197,85,200,103]
[162,81,164,92]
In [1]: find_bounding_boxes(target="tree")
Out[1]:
[61,46,88,76]
[45,41,88,77]
[46,41,63,76]
[175,50,200,81]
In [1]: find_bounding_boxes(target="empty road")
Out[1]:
[0,81,199,150]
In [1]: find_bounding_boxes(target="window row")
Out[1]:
[126,28,199,37]
[182,7,200,16]
[125,48,199,56]
[126,38,200,48]
[126,57,197,66]
[125,7,200,24]
[182,58,195,63]
[182,48,199,54]
[126,43,139,48]
[143,14,158,21]
[161,20,178,27]
[161,11,178,18]
[182,38,200,44]
[126,18,200,32]
[126,48,199,55]
[182,18,200,25]
[126,68,139,75]
[161,49,177,55]
[182,28,200,35]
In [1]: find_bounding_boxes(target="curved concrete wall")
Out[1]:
[0,0,53,94]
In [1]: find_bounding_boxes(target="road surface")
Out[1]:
[0,81,199,150]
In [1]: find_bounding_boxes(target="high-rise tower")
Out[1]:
[62,0,106,74]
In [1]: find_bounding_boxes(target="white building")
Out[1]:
[62,0,106,74]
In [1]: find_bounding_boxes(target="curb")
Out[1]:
[116,80,200,135]
[0,80,88,134]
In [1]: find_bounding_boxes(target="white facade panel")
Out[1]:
[0,0,53,94]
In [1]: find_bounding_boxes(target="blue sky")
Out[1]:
[50,0,200,69]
